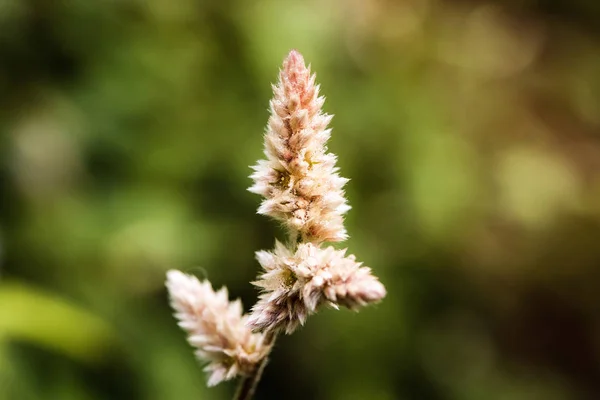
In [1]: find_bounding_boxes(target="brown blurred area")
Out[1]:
[1,0,600,399]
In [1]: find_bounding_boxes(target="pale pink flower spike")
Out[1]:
[166,270,269,387]
[248,241,386,334]
[249,50,351,244]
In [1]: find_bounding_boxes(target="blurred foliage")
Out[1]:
[1,0,600,399]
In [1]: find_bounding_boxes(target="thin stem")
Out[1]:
[233,332,278,400]
[232,352,269,400]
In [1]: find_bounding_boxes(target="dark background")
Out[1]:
[1,0,600,399]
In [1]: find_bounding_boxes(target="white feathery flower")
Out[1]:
[249,50,351,244]
[166,270,270,386]
[247,241,386,334]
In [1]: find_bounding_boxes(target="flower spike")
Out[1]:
[249,50,351,244]
[166,270,269,386]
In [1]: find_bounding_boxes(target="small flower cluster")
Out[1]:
[165,50,385,392]
[248,241,386,333]
[247,50,385,335]
[166,270,269,386]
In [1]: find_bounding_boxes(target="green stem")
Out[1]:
[233,332,278,400]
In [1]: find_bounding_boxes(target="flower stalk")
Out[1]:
[233,331,277,400]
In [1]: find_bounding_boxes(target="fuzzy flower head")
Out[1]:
[249,50,350,244]
[247,241,386,334]
[166,270,269,386]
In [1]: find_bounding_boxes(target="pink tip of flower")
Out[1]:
[287,49,304,65]
[283,50,308,87]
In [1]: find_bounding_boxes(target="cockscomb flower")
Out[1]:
[166,270,270,387]
[247,241,386,334]
[166,50,385,399]
[249,50,350,244]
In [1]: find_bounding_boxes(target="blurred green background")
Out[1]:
[1,0,600,399]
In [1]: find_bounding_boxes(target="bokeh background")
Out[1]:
[2,0,600,399]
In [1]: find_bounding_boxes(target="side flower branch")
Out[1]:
[166,270,270,387]
[248,241,386,334]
